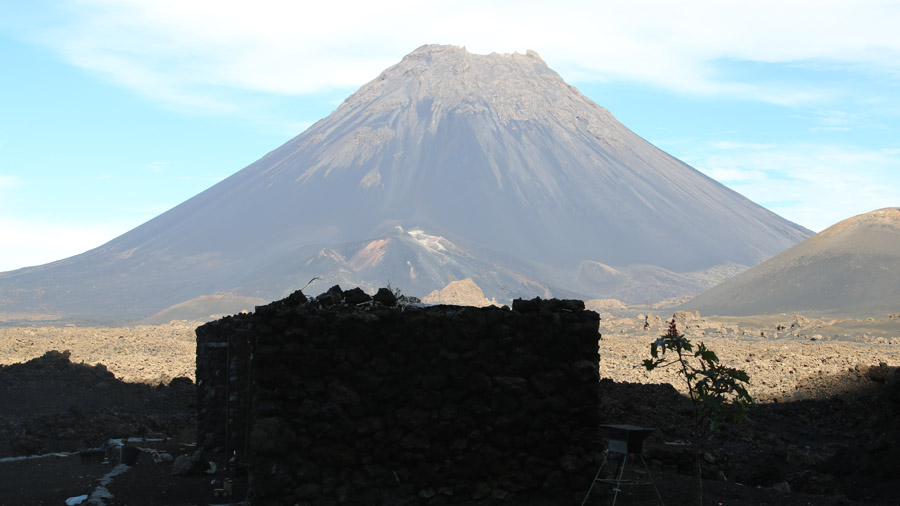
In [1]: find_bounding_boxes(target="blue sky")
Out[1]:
[2,1,900,272]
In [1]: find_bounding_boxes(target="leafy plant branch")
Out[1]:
[643,318,753,505]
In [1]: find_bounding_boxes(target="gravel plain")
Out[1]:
[597,310,900,402]
[1,310,899,505]
[1,310,898,402]
[0,321,198,384]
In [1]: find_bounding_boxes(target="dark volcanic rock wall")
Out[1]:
[196,287,601,505]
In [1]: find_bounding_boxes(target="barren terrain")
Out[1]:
[1,309,899,505]
[3,311,898,398]
[0,321,197,384]
[596,310,900,402]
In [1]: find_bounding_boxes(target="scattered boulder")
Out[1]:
[372,287,397,307]
[316,285,344,306]
[171,449,206,476]
[343,287,372,305]
[866,362,893,383]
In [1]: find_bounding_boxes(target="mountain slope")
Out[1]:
[683,208,900,316]
[0,45,810,321]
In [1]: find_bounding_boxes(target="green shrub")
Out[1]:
[643,318,753,505]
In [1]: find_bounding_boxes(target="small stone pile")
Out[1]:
[196,286,601,505]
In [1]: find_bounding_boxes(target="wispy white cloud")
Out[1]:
[795,108,890,133]
[0,215,137,272]
[3,0,899,260]
[15,0,900,113]
[686,143,900,231]
[175,174,226,183]
[703,167,768,182]
[0,174,23,190]
[709,141,777,150]
[146,161,169,172]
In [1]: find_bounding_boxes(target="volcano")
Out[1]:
[0,45,811,321]
[683,208,900,316]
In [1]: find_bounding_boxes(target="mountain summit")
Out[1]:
[1,45,811,321]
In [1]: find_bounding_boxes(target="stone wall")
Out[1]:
[196,287,601,505]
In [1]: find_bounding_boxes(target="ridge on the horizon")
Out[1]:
[404,43,546,61]
[327,42,614,135]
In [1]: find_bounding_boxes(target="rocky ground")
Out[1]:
[596,310,900,402]
[0,322,197,384]
[0,310,898,505]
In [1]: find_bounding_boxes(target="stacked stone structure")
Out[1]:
[196,286,601,505]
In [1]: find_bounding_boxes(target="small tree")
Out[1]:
[643,318,753,506]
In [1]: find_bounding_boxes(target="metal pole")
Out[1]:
[611,453,627,506]
[580,450,610,506]
[224,336,230,474]
[641,454,665,506]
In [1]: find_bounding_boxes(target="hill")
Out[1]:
[683,208,900,316]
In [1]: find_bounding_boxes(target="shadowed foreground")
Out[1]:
[1,348,898,505]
